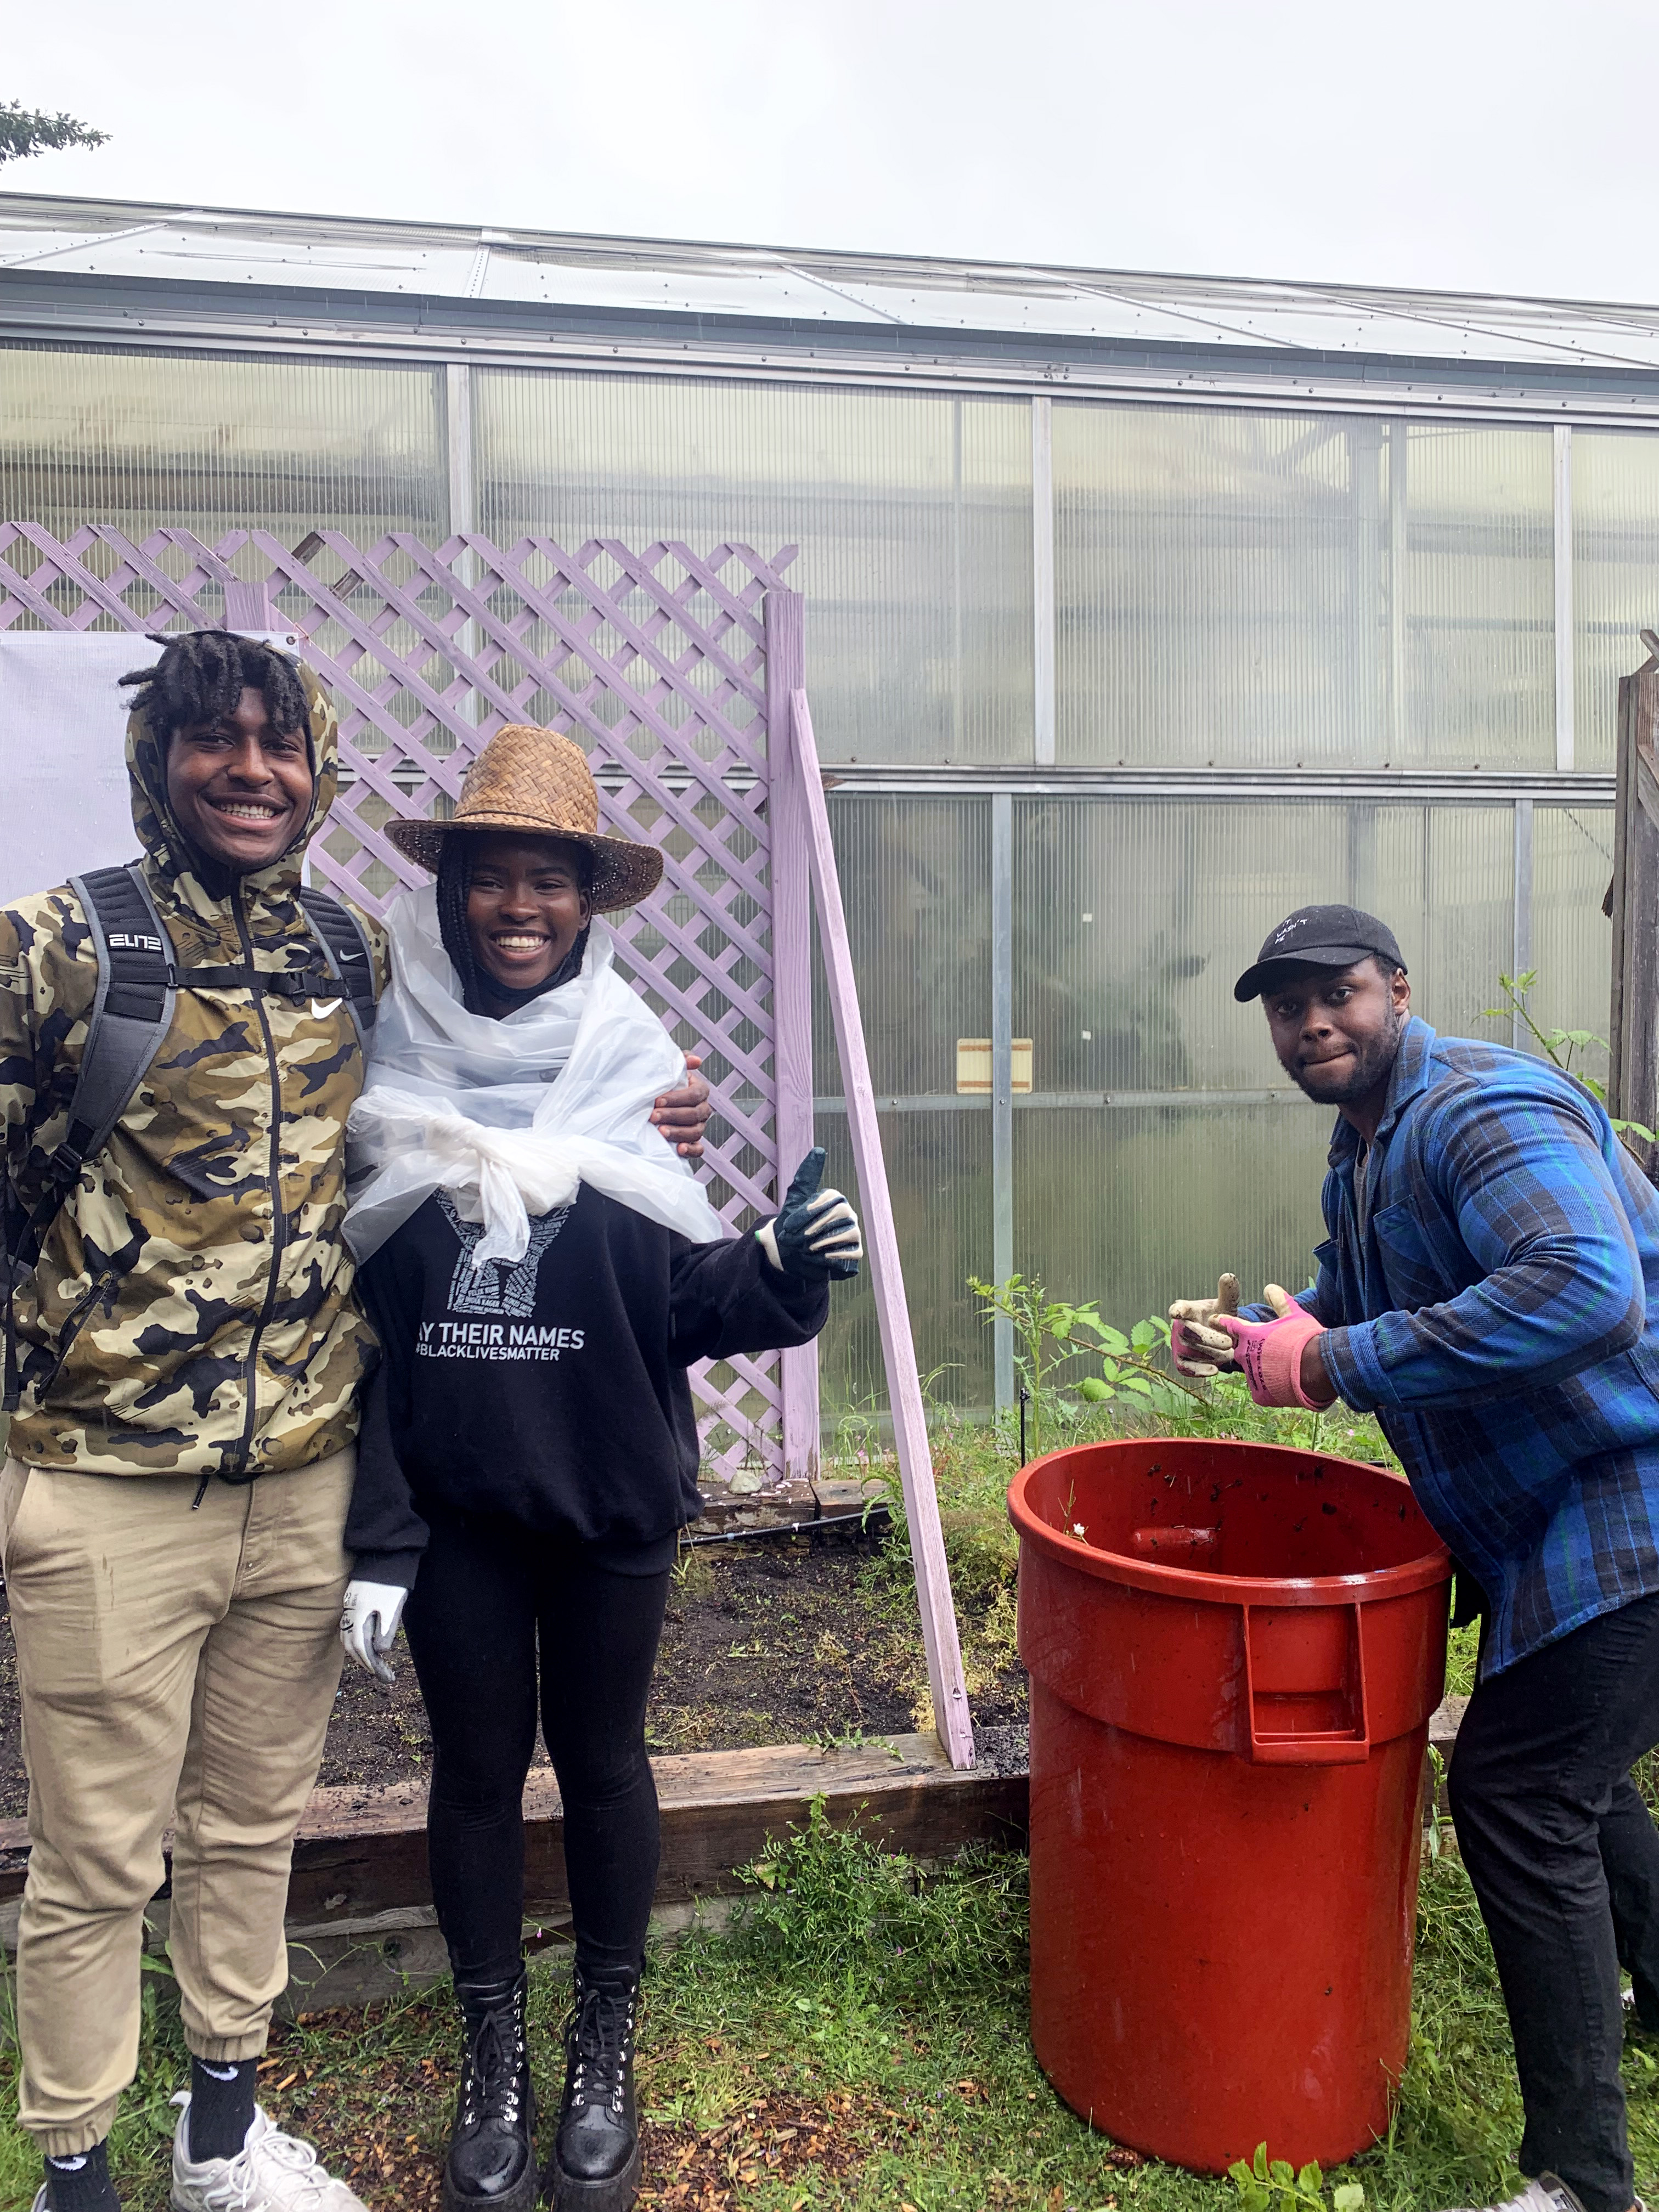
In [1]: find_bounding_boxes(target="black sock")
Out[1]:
[187,2056,258,2163]
[43,2140,120,2211]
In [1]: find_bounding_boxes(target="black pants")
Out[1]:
[403,1510,671,1989]
[1448,1591,1659,2212]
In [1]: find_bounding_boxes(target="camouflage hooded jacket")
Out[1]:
[0,664,386,1478]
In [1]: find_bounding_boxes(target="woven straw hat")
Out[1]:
[386,726,663,912]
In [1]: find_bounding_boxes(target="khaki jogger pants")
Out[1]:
[0,1449,353,2155]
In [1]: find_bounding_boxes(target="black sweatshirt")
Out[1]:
[346,1186,829,1588]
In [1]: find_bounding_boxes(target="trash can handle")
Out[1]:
[1244,1603,1371,1765]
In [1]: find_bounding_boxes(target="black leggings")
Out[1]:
[403,1510,671,1988]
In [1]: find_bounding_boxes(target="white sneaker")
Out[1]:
[170,2095,369,2211]
[1440,2181,1597,2212]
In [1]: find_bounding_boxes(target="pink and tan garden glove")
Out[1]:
[1213,1285,1328,1409]
[1168,1273,1242,1378]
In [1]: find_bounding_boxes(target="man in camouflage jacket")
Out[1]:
[0,633,707,2212]
[0,631,387,2212]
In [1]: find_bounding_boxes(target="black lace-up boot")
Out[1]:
[552,1967,641,2209]
[442,1965,538,2212]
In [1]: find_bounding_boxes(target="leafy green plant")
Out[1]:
[967,1272,1109,1457]
[1483,970,1657,1144]
[1229,2141,1364,2212]
[1078,1313,1205,1420]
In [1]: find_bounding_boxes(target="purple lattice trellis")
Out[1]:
[0,523,805,1491]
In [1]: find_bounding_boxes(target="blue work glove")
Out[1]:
[755,1148,862,1281]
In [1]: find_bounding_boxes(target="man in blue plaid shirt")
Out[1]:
[1173,904,1659,2212]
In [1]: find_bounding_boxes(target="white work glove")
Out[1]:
[755,1147,862,1280]
[340,1579,409,1685]
[1168,1272,1242,1378]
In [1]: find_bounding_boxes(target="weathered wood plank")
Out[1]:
[1610,638,1659,1182]
[0,1734,1029,1920]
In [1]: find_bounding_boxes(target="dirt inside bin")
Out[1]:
[0,1523,1028,1818]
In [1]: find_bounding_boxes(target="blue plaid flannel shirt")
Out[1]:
[1254,1015,1659,1678]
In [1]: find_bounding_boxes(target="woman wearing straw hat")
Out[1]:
[336,726,861,2212]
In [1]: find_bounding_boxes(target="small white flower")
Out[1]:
[1073,1522,1087,1537]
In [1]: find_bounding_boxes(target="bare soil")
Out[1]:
[0,1526,1027,1819]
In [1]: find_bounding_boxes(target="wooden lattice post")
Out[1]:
[1610,630,1659,1184]
[766,589,820,1485]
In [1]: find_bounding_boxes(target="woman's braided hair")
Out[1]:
[436,833,592,1016]
[436,838,486,1012]
[118,629,309,746]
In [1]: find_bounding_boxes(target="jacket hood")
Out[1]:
[126,655,340,908]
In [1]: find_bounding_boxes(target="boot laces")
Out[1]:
[568,1981,636,2119]
[459,1999,526,2132]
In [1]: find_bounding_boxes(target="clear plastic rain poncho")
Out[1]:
[342,882,726,1267]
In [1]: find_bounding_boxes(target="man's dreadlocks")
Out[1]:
[436,835,592,1017]
[118,629,309,747]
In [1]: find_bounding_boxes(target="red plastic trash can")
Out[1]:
[1008,1438,1451,2175]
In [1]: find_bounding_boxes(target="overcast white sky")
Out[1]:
[2,0,1651,306]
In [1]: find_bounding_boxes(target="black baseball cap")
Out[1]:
[1233,905,1407,1003]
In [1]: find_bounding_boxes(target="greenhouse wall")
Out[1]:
[0,339,1631,1424]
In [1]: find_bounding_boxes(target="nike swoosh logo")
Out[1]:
[199,2062,241,2081]
[311,998,343,1019]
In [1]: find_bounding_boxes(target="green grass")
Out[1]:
[2,1810,1651,2211]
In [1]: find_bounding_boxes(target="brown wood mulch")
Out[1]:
[256,2010,906,2212]
[638,2085,905,2208]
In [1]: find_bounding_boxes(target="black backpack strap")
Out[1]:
[55,866,176,1220]
[3,864,175,1410]
[157,891,375,1026]
[297,887,377,1052]
[168,961,337,999]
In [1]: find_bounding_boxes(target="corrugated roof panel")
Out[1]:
[7,194,1659,385]
[1,225,482,295]
[0,225,106,267]
[475,253,894,322]
[804,277,1240,345]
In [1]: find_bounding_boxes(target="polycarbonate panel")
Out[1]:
[814,797,991,1096]
[1011,799,1514,1097]
[1404,425,1554,770]
[815,1109,995,1425]
[1364,804,1516,1035]
[0,343,447,540]
[1013,1105,1335,1337]
[1530,804,1617,1092]
[811,795,994,1418]
[1573,430,1659,773]
[475,372,1033,765]
[1054,406,1553,770]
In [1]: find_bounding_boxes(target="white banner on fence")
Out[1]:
[0,630,303,904]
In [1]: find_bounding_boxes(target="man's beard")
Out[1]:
[1284,1009,1404,1105]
